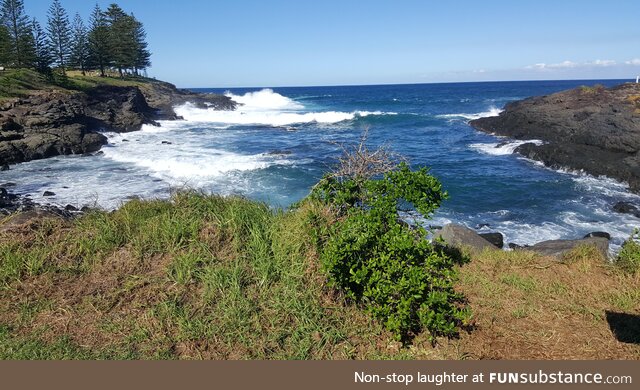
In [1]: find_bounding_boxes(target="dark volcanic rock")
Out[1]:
[584,231,611,240]
[0,79,236,167]
[470,83,640,193]
[612,201,640,218]
[43,191,55,197]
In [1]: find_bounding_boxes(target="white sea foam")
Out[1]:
[173,89,396,127]
[437,106,502,121]
[469,140,544,156]
[101,132,293,186]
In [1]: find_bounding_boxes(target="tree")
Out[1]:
[87,4,109,76]
[69,13,88,74]
[0,0,34,67]
[46,0,71,74]
[131,14,150,75]
[0,24,11,66]
[31,18,52,74]
[104,3,129,77]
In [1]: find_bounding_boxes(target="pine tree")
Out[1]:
[0,24,10,66]
[46,0,71,74]
[131,15,150,74]
[87,4,109,76]
[69,13,88,75]
[31,18,52,75]
[104,3,128,77]
[0,0,34,67]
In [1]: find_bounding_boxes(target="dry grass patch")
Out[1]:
[438,246,640,359]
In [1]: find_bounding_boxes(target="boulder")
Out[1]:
[43,191,55,197]
[479,232,504,248]
[434,223,497,252]
[527,237,609,259]
[583,231,611,240]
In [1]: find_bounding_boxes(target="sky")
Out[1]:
[25,0,640,87]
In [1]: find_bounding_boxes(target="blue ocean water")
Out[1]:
[3,80,639,250]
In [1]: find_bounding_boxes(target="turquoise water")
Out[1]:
[3,80,639,250]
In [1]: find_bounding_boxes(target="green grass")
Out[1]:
[0,68,155,101]
[0,192,421,359]
[2,193,638,359]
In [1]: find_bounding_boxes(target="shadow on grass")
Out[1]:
[606,311,640,344]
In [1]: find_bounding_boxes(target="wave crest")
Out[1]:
[174,89,396,127]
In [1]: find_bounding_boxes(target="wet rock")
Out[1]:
[612,201,640,218]
[161,141,172,144]
[268,149,293,155]
[43,191,55,197]
[583,231,611,240]
[470,83,640,193]
[1,164,9,171]
[65,204,78,212]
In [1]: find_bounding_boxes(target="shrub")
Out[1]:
[310,132,469,342]
[616,228,640,274]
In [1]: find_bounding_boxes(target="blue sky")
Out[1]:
[26,0,640,87]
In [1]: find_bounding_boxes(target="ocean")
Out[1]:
[3,80,639,251]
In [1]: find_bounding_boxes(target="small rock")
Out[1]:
[65,204,78,212]
[509,243,528,250]
[161,141,172,145]
[122,139,129,142]
[43,191,56,197]
[0,182,16,188]
[1,164,9,171]
[476,223,491,229]
[583,231,611,240]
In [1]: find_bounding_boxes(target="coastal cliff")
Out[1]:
[0,70,235,167]
[470,83,640,192]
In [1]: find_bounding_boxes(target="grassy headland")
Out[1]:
[1,192,638,359]
[0,68,158,102]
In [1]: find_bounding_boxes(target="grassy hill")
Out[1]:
[0,68,156,102]
[0,193,638,359]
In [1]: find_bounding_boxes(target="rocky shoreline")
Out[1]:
[0,79,236,167]
[470,82,640,193]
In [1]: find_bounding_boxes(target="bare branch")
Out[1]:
[329,126,405,181]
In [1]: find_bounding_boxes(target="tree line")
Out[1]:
[0,0,150,77]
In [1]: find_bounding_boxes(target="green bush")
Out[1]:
[616,228,640,274]
[311,162,469,342]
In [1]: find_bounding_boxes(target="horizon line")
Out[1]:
[177,77,635,90]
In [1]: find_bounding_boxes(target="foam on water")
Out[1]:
[437,106,502,121]
[469,140,544,156]
[174,89,396,127]
[101,132,293,186]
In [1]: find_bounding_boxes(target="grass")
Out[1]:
[0,68,155,101]
[0,192,638,359]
